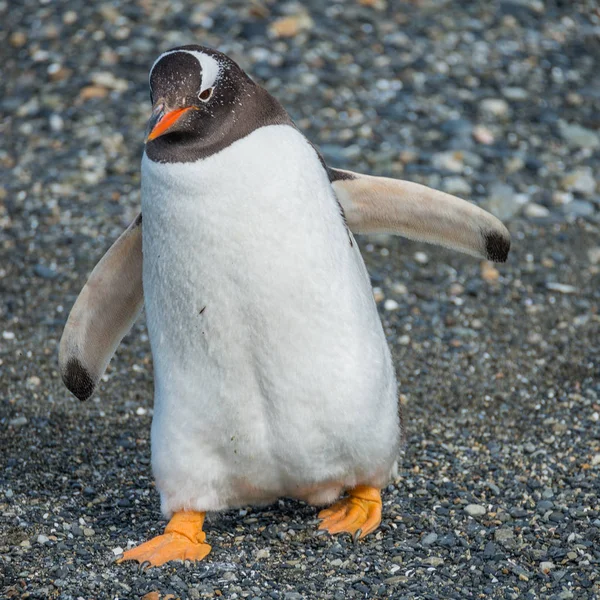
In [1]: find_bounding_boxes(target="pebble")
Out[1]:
[9,416,28,427]
[524,203,550,218]
[480,98,510,118]
[431,150,464,173]
[560,167,596,196]
[472,125,495,145]
[2,330,15,340]
[546,282,577,294]
[558,121,600,149]
[442,176,472,196]
[588,248,600,265]
[502,87,529,101]
[540,561,555,573]
[37,534,50,544]
[483,183,525,221]
[422,532,438,546]
[269,12,313,38]
[424,557,444,567]
[562,200,595,217]
[384,299,399,311]
[464,504,487,517]
[480,262,500,282]
[90,71,128,92]
[494,528,514,544]
[414,252,429,264]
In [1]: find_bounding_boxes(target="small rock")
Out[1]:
[540,561,555,574]
[9,416,28,427]
[591,454,600,466]
[484,183,526,221]
[465,504,487,517]
[480,98,510,118]
[83,528,95,537]
[269,12,313,38]
[112,546,124,556]
[546,282,577,294]
[494,527,514,544]
[562,200,595,217]
[9,31,27,48]
[432,150,464,173]
[37,534,50,544]
[398,335,410,346]
[524,203,550,218]
[588,248,600,265]
[256,548,270,559]
[502,87,528,101]
[473,125,495,145]
[442,176,472,196]
[481,262,500,282]
[384,299,399,311]
[560,167,597,196]
[422,532,438,546]
[90,71,128,92]
[424,557,444,567]
[34,264,57,279]
[2,330,15,340]
[78,85,109,102]
[558,121,600,149]
[537,500,554,512]
[414,252,428,264]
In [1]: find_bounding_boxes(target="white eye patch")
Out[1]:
[149,49,221,94]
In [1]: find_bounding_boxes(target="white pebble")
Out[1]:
[384,299,399,311]
[112,546,124,556]
[2,331,15,340]
[546,282,577,294]
[414,252,429,264]
[136,407,147,415]
[37,534,50,544]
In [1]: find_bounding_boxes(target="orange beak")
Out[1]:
[145,106,196,142]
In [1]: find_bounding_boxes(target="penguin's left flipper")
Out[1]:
[59,214,143,401]
[330,169,511,263]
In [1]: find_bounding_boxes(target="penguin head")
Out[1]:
[145,45,253,146]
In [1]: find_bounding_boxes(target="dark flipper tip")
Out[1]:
[483,230,511,263]
[62,357,96,401]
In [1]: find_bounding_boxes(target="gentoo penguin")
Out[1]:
[59,45,510,567]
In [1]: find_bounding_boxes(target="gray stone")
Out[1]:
[562,200,595,218]
[560,167,597,196]
[558,121,600,149]
[494,527,514,543]
[483,183,525,221]
[422,532,438,546]
[524,203,550,218]
[442,176,472,196]
[464,504,487,517]
[480,98,510,118]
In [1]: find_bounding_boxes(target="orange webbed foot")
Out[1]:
[318,485,382,540]
[117,511,211,567]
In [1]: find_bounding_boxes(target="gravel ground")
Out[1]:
[1,0,600,598]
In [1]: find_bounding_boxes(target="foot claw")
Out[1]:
[318,486,382,540]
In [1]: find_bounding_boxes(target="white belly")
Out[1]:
[141,125,400,515]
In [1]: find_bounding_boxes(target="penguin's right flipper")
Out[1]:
[59,214,144,401]
[330,169,510,263]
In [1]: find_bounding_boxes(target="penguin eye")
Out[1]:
[198,87,213,102]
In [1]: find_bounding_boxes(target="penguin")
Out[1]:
[59,45,510,567]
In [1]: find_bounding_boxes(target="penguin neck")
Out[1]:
[145,86,293,165]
